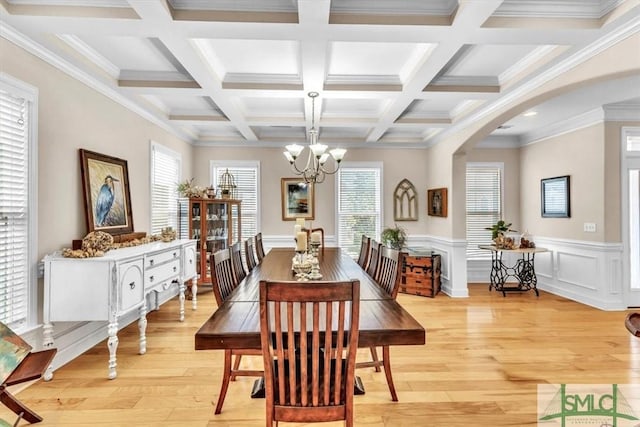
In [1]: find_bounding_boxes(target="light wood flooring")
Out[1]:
[2,284,639,426]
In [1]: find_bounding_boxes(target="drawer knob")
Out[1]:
[189,259,193,264]
[129,282,135,290]
[173,252,177,258]
[173,266,177,272]
[150,259,154,266]
[149,276,154,282]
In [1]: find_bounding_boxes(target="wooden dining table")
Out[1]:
[195,247,426,352]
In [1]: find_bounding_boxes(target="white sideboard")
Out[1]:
[42,239,197,379]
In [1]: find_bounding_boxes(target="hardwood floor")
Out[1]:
[2,284,638,426]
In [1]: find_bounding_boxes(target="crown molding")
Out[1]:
[329,0,457,16]
[476,134,521,148]
[603,102,640,121]
[493,0,624,19]
[7,0,128,5]
[325,74,402,86]
[224,72,301,86]
[499,45,557,84]
[168,0,297,12]
[521,107,604,145]
[57,34,120,78]
[431,75,500,87]
[0,23,193,143]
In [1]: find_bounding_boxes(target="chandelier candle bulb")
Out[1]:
[296,232,307,251]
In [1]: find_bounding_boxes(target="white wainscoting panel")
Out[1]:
[467,236,624,310]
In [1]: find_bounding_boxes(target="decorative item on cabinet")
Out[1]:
[399,248,441,298]
[178,198,241,290]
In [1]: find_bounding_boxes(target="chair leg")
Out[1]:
[230,354,242,381]
[382,346,398,401]
[214,350,233,414]
[369,346,381,372]
[0,387,43,424]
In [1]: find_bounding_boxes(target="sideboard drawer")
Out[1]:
[146,249,179,268]
[119,260,144,312]
[146,258,180,290]
[183,244,197,279]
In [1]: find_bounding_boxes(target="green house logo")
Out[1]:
[539,384,639,426]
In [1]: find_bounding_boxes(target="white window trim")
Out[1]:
[210,160,261,232]
[466,162,504,260]
[149,141,182,235]
[0,73,39,332]
[335,161,384,249]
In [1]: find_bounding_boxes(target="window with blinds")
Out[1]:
[466,163,503,259]
[337,164,382,259]
[150,142,181,235]
[0,80,35,330]
[212,162,260,241]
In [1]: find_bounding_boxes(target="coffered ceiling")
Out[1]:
[1,0,639,148]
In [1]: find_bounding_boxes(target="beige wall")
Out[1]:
[520,124,606,241]
[1,38,193,258]
[192,146,430,236]
[466,147,522,231]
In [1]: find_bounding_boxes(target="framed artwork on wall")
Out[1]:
[79,149,134,235]
[427,188,448,217]
[281,177,315,221]
[541,175,571,218]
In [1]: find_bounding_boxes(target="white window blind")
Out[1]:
[212,162,259,241]
[150,143,181,235]
[337,164,382,259]
[466,164,502,259]
[0,86,30,329]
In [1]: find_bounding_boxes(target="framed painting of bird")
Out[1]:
[79,149,134,235]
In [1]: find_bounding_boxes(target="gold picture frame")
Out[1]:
[427,188,447,217]
[80,149,134,235]
[281,178,315,221]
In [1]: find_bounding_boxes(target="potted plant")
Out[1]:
[381,224,407,250]
[485,220,518,249]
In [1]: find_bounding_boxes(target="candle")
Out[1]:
[294,224,302,235]
[296,217,305,227]
[296,231,307,251]
[311,231,321,243]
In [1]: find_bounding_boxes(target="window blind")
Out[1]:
[337,166,381,259]
[150,143,181,235]
[0,89,29,328]
[466,165,502,259]
[213,164,259,241]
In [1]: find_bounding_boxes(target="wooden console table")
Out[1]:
[42,239,197,380]
[478,245,548,297]
[399,247,441,298]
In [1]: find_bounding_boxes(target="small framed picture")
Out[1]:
[281,178,315,221]
[541,175,570,218]
[427,188,447,217]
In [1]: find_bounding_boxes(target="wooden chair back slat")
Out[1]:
[211,249,236,306]
[255,232,266,262]
[376,247,404,299]
[259,280,360,426]
[230,241,246,285]
[245,238,258,272]
[366,241,382,280]
[357,235,370,269]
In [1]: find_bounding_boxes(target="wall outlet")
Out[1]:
[583,222,597,232]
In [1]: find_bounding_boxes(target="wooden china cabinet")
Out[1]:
[178,198,241,285]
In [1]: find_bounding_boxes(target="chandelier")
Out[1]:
[283,92,346,184]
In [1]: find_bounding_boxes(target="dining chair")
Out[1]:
[365,240,382,280]
[0,322,57,425]
[259,279,360,427]
[625,312,640,337]
[210,249,263,414]
[245,238,258,273]
[303,227,325,254]
[357,235,370,269]
[230,241,247,286]
[255,232,266,263]
[356,246,404,401]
